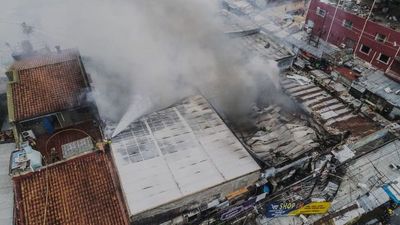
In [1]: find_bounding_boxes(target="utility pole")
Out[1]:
[353,0,377,58]
[316,11,328,48]
[326,0,340,42]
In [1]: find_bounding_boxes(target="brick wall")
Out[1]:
[305,0,400,76]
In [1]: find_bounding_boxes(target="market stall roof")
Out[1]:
[356,69,400,108]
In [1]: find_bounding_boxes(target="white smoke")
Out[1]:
[0,0,282,136]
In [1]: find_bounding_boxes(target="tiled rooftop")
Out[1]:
[13,152,129,225]
[8,50,89,122]
[10,49,79,71]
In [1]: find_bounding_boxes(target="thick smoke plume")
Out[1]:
[1,0,281,136]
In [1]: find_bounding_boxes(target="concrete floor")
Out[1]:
[0,143,15,225]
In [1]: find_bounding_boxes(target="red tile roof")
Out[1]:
[9,50,89,122]
[10,49,80,70]
[13,152,129,225]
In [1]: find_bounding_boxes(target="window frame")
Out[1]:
[342,19,353,29]
[359,44,371,56]
[316,7,326,17]
[377,53,390,64]
[375,33,387,43]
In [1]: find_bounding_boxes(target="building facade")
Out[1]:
[305,0,400,80]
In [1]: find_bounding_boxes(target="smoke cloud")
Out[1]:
[0,0,281,136]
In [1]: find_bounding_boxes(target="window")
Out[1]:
[345,38,356,48]
[316,7,326,17]
[375,33,386,43]
[378,53,390,64]
[360,44,371,55]
[342,20,353,29]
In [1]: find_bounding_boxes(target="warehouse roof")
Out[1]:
[110,95,260,216]
[13,152,129,225]
[7,49,89,122]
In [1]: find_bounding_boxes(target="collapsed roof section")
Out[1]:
[110,95,260,217]
[246,105,320,166]
[7,49,90,122]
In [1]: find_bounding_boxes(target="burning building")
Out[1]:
[6,47,103,174]
[109,95,261,224]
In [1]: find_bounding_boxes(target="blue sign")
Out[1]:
[383,184,400,204]
[220,197,256,221]
[265,202,302,218]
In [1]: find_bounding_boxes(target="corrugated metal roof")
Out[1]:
[247,106,319,166]
[110,95,260,216]
[331,140,400,212]
[356,70,400,108]
[220,10,260,34]
[285,32,340,58]
[233,31,293,61]
[281,74,378,139]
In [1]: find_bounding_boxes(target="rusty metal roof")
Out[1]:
[13,152,129,225]
[281,74,378,139]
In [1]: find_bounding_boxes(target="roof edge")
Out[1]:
[7,83,15,122]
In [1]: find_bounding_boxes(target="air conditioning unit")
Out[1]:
[22,130,36,140]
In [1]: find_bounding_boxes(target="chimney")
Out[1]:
[55,45,61,53]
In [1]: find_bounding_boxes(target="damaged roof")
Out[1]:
[13,152,129,225]
[110,95,260,216]
[354,69,400,108]
[281,74,378,139]
[247,106,319,166]
[7,49,89,122]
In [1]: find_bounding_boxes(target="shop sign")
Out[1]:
[265,201,331,218]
